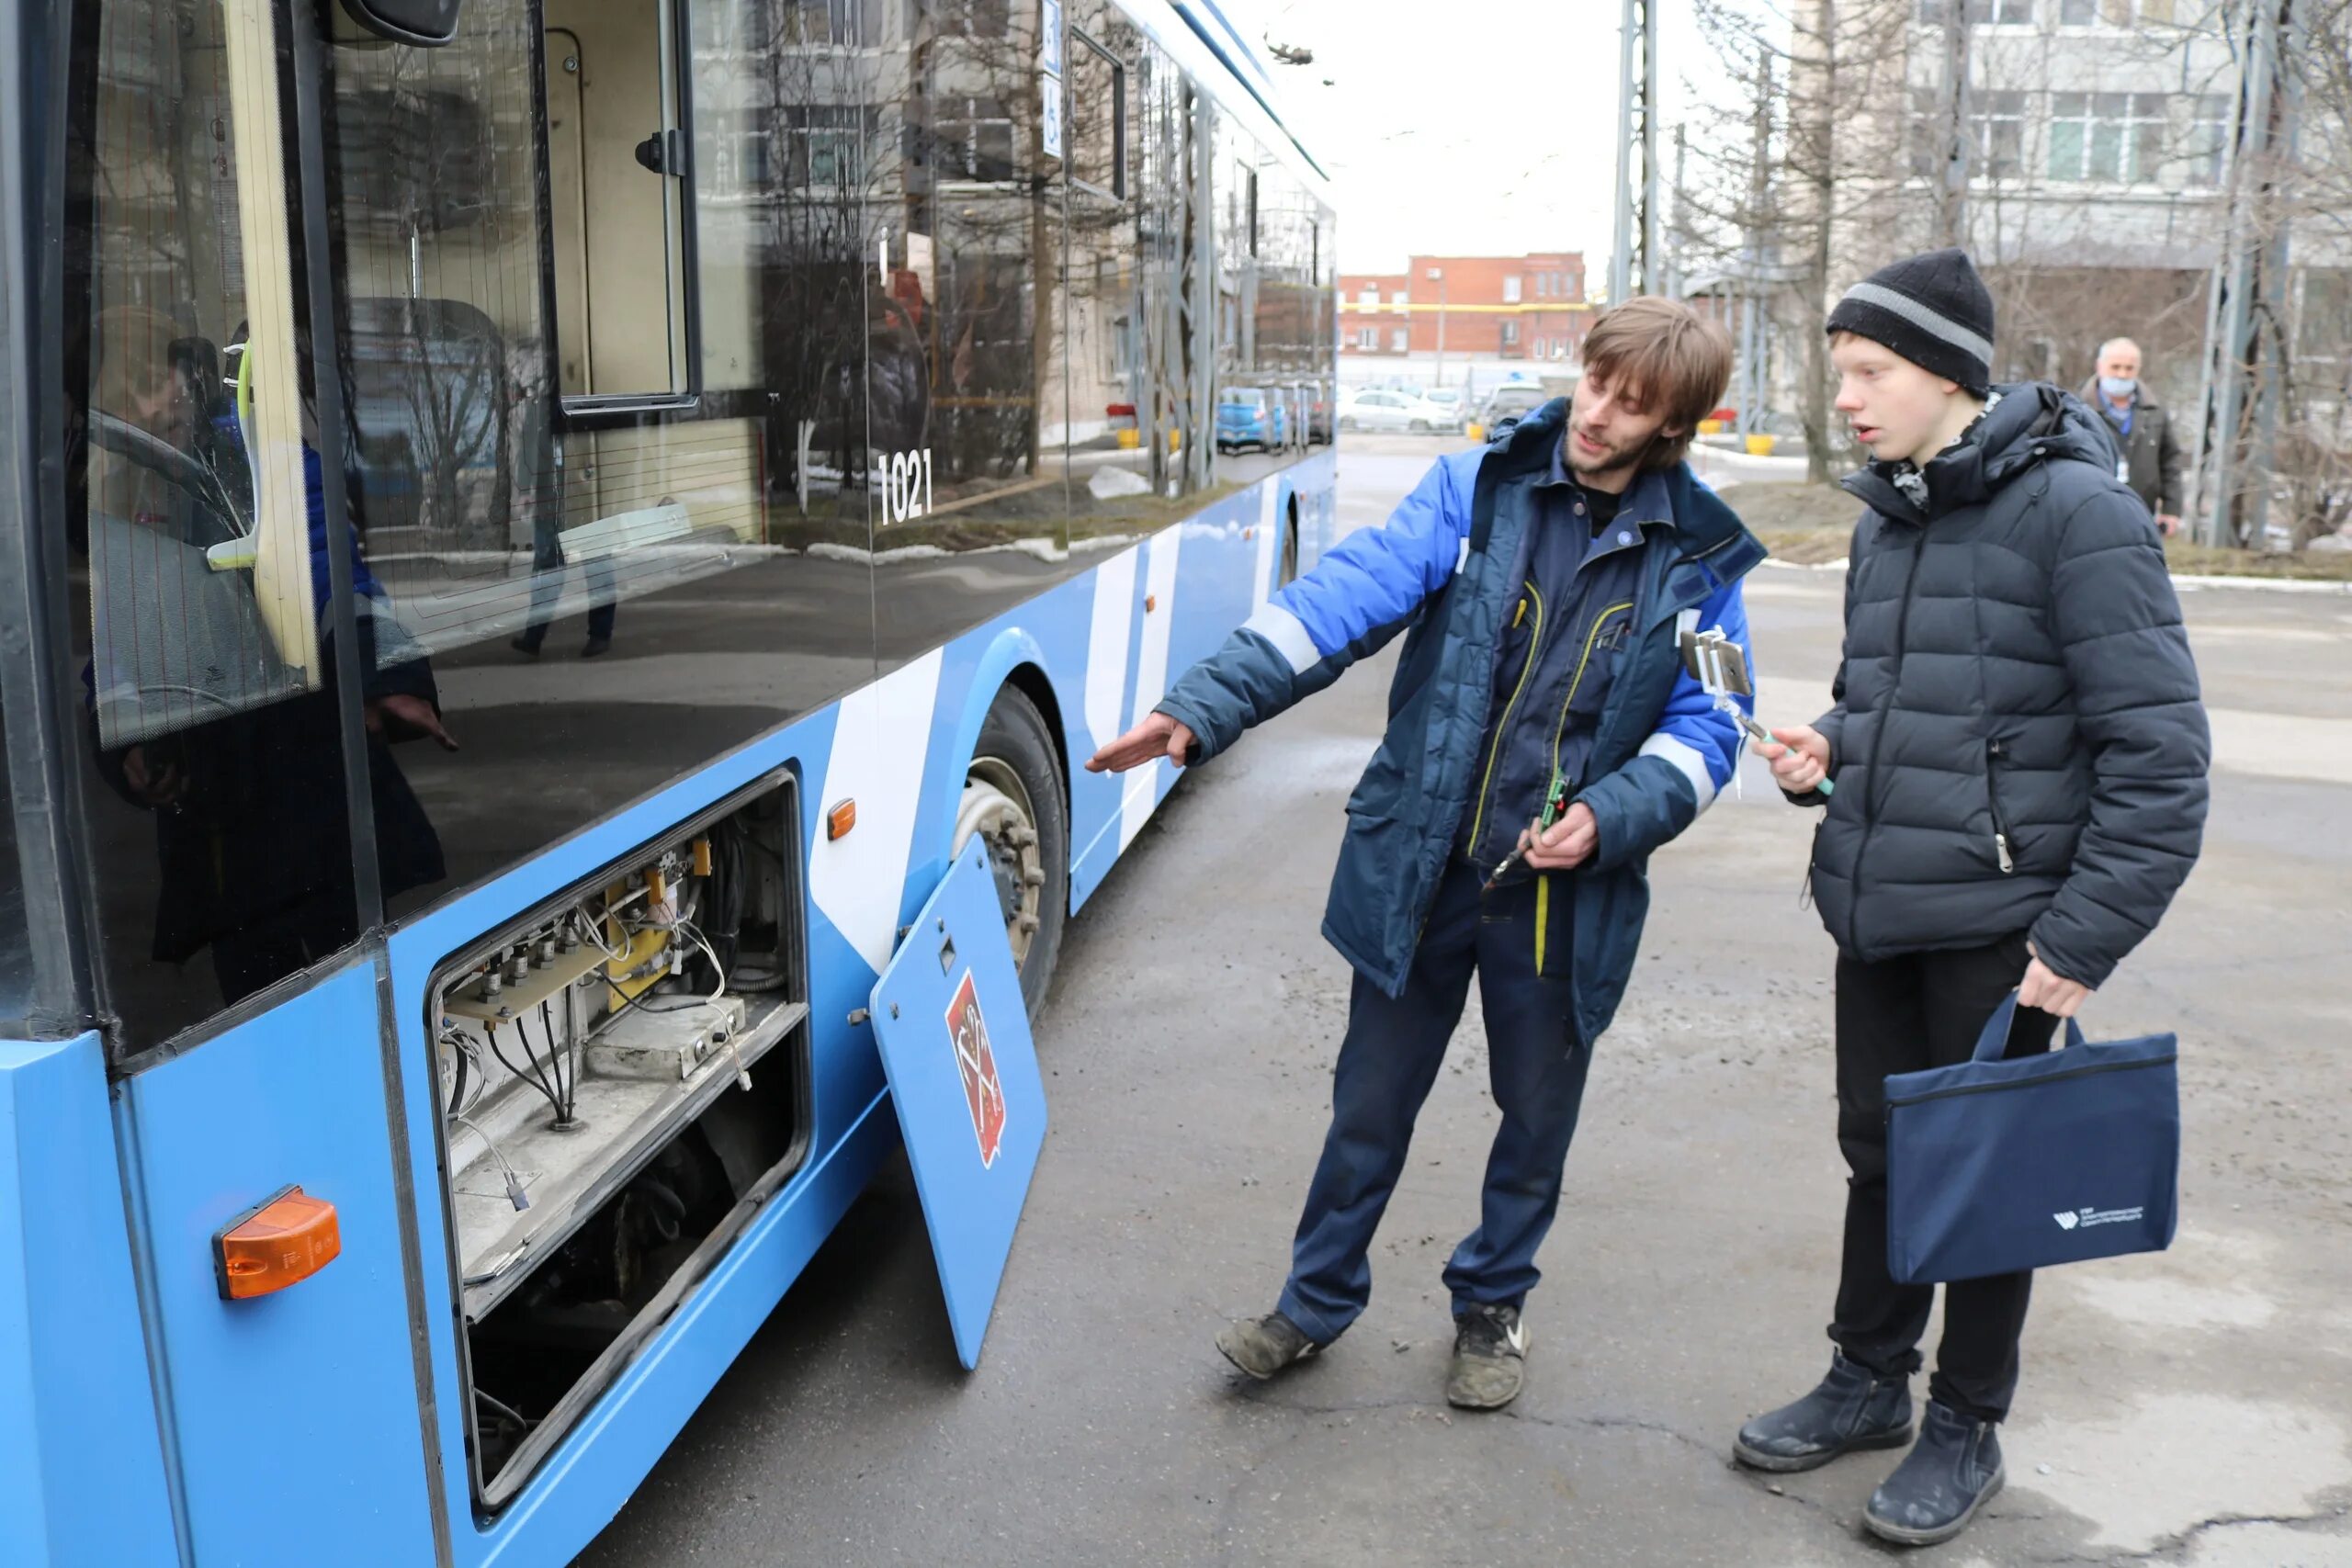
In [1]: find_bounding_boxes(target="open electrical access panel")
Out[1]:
[426,769,810,1510]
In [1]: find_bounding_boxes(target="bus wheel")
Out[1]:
[957,687,1069,1014]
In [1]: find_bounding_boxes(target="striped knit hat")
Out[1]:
[1825,248,1995,396]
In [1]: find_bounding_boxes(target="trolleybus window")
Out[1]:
[65,0,394,1052]
[325,0,880,922]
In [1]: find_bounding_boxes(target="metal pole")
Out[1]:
[1668,121,1689,299]
[1611,0,1637,302]
[1740,47,1771,435]
[2197,0,2280,547]
[2243,0,2303,547]
[1432,270,1447,389]
[1938,6,1973,248]
[1640,0,1659,293]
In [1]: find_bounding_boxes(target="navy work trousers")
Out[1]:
[1277,860,1596,1344]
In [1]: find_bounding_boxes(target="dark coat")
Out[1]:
[1803,384,2209,988]
[2078,378,2185,519]
[1158,400,1764,1045]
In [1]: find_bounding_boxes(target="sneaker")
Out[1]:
[1733,1350,1914,1473]
[1864,1400,2005,1547]
[1215,1312,1322,1381]
[1445,1303,1527,1410]
[581,636,612,658]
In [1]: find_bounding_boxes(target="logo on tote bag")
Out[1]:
[2053,1204,2145,1232]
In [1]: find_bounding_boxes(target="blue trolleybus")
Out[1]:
[0,0,1335,1559]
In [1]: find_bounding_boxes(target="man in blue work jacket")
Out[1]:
[1088,297,1764,1410]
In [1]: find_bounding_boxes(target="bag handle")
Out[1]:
[1971,990,2089,1064]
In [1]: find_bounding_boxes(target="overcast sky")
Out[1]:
[1222,0,1724,284]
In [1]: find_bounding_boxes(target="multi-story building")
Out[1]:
[1781,0,2263,408]
[1338,271,1415,356]
[1340,252,1592,382]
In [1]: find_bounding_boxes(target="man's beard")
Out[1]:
[1566,426,1647,480]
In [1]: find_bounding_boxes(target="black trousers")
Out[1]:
[1831,931,2059,1423]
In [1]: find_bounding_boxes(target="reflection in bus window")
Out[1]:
[328,0,878,918]
[65,0,458,1052]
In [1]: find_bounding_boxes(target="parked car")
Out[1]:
[1290,379,1333,445]
[1470,382,1554,437]
[1423,388,1464,421]
[1216,386,1289,453]
[1337,388,1452,434]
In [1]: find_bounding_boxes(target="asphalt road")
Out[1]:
[581,434,2352,1568]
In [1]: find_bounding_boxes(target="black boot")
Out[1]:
[1733,1350,1914,1473]
[1864,1399,2005,1547]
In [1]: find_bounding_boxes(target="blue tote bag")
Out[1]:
[1885,993,2179,1286]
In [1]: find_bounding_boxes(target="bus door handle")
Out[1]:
[634,128,687,178]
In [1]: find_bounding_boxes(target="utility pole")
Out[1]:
[1933,2,1973,248]
[1428,265,1448,389]
[1610,0,1659,299]
[1666,121,1689,300]
[2190,0,2301,547]
[1740,47,1773,436]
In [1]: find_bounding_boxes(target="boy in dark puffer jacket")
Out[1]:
[1737,248,2210,1549]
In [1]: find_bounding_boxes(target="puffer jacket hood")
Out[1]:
[1843,383,2117,525]
[1802,380,2210,987]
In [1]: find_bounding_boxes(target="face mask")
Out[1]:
[2098,376,2137,400]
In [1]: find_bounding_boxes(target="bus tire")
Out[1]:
[959,685,1069,1016]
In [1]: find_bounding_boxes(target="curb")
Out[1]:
[1758,557,2352,594]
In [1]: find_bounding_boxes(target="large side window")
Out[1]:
[63,0,388,1054]
[868,0,1079,667]
[326,0,876,919]
[1211,119,1320,479]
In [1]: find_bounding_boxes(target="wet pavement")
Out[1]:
[581,434,2352,1567]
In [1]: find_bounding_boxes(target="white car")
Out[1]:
[1338,389,1453,434]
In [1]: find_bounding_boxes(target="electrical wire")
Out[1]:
[442,1031,469,1116]
[574,903,627,959]
[471,1387,535,1434]
[484,1019,564,1122]
[537,998,573,1120]
[448,1111,532,1213]
[514,1007,570,1123]
[598,970,711,1024]
[440,1027,490,1116]
[681,920,753,1092]
[679,922,728,1006]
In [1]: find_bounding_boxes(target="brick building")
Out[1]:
[1340,252,1591,364]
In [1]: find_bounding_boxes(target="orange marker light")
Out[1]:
[826,798,858,840]
[213,1186,340,1302]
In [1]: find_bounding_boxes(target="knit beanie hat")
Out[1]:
[1825,248,1995,395]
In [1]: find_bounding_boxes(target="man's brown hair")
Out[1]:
[1580,296,1736,471]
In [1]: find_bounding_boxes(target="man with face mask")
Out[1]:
[2079,338,2184,535]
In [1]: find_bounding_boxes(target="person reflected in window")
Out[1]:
[79,305,452,1006]
[509,389,616,658]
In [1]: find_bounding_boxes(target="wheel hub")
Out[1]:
[955,757,1046,969]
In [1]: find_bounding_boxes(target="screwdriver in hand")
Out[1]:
[1483,766,1573,893]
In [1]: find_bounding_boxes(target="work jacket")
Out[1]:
[1157,400,1763,1045]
